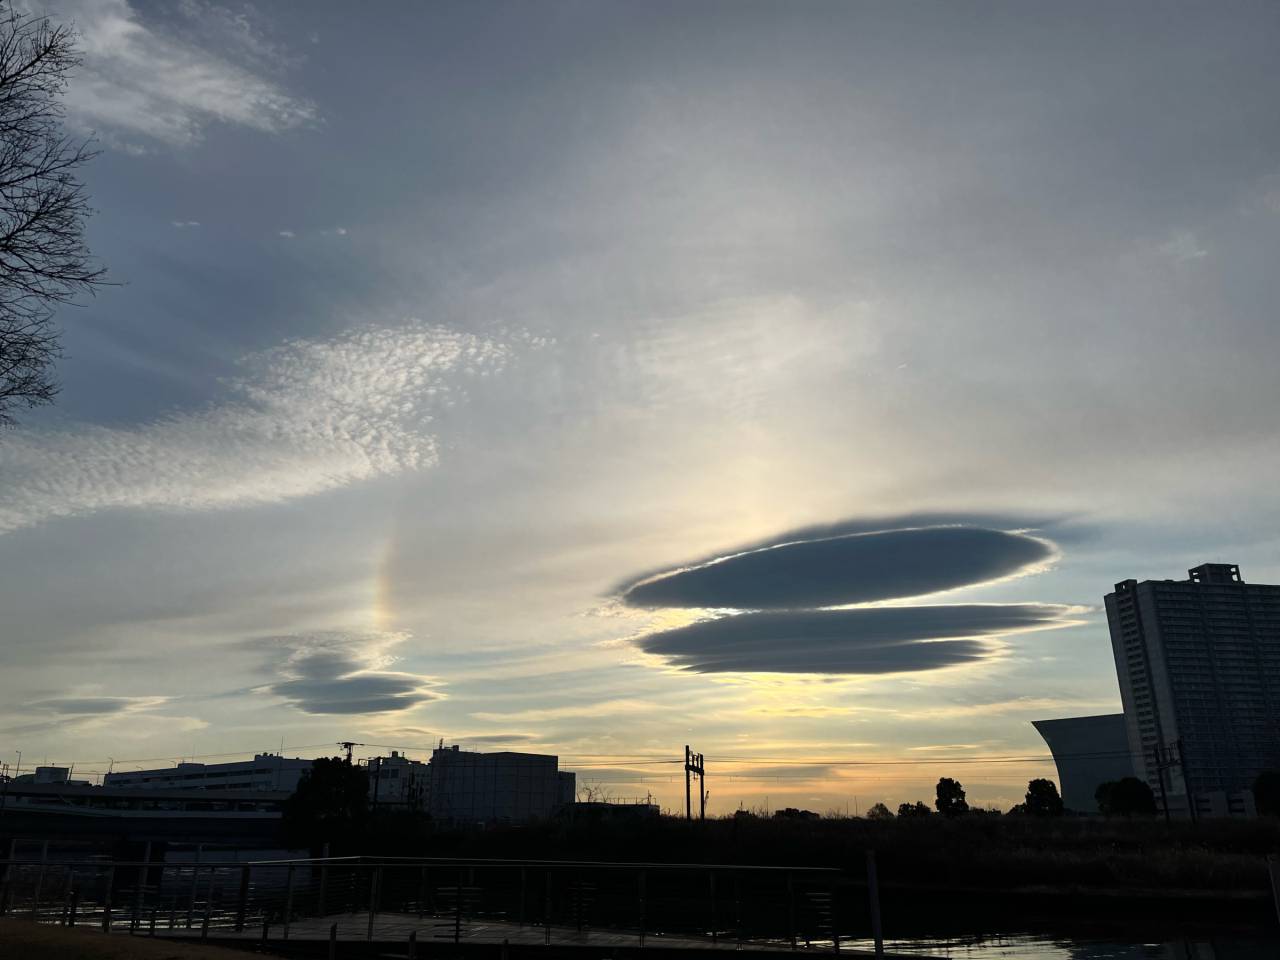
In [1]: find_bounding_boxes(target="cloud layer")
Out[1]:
[638,604,1074,675]
[623,524,1053,610]
[0,323,513,535]
[262,631,442,715]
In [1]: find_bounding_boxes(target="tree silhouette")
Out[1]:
[0,4,107,427]
[896,800,931,818]
[1253,770,1280,817]
[282,757,369,852]
[1094,777,1157,817]
[934,777,968,817]
[1024,778,1064,817]
[864,802,894,820]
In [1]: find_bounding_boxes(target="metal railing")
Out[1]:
[0,855,869,952]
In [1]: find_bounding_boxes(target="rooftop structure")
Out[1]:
[10,765,90,786]
[368,750,429,811]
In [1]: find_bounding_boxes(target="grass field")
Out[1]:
[0,919,265,959]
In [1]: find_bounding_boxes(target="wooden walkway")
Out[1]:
[158,912,934,959]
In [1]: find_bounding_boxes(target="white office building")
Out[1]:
[103,753,313,793]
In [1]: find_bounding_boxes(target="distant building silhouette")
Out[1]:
[427,745,575,824]
[1031,714,1132,812]
[104,747,576,822]
[11,765,90,786]
[1105,563,1280,817]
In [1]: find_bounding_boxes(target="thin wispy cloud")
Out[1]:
[471,699,662,724]
[0,322,515,534]
[1157,229,1208,263]
[0,694,206,736]
[41,0,316,148]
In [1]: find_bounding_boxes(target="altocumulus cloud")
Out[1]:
[637,604,1076,675]
[622,522,1054,609]
[0,322,516,535]
[261,631,443,715]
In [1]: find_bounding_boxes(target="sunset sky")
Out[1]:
[3,0,1280,813]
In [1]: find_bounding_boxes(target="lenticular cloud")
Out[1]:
[636,603,1075,675]
[261,630,443,715]
[623,525,1053,609]
[0,322,515,535]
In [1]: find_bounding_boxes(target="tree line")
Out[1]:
[861,775,1160,820]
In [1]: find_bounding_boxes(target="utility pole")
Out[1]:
[338,742,364,764]
[684,746,706,821]
[685,746,691,820]
[1175,738,1197,823]
[1150,744,1172,822]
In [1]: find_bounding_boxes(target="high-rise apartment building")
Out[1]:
[1105,563,1280,817]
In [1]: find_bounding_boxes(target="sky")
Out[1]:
[2,0,1280,814]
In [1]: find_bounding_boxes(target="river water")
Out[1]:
[841,934,1279,958]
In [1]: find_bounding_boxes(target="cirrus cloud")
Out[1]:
[40,0,317,148]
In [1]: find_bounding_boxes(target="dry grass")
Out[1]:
[0,918,266,959]
[367,812,1280,894]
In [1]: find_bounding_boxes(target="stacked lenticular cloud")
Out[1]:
[620,515,1074,675]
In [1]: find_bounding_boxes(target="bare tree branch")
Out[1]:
[0,1,106,428]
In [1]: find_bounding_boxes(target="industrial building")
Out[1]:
[427,745,576,824]
[1103,563,1280,817]
[1030,714,1134,812]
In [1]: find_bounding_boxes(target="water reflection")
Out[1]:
[841,935,1279,959]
